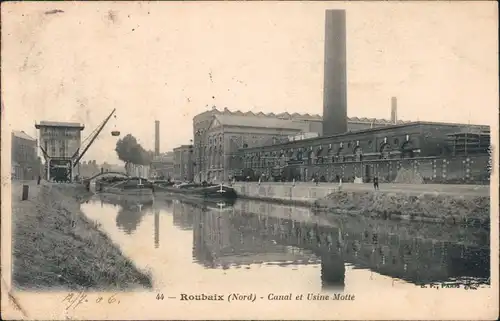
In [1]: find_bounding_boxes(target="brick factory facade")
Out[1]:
[173,145,193,181]
[234,122,490,184]
[191,107,409,182]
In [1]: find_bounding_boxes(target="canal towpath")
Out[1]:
[232,181,490,226]
[10,180,152,290]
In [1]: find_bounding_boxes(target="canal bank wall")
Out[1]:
[232,183,490,226]
[12,181,152,290]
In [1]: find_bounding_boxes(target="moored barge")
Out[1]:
[154,182,238,201]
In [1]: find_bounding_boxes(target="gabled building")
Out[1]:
[11,130,40,180]
[193,111,318,182]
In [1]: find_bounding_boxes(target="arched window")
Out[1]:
[353,146,363,162]
[380,144,390,159]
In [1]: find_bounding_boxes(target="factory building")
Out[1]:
[231,9,490,184]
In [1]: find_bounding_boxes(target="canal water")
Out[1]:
[80,196,490,295]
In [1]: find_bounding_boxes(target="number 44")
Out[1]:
[156,293,164,300]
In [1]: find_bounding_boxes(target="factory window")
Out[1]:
[50,141,56,156]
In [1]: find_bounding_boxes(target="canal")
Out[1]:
[80,196,490,295]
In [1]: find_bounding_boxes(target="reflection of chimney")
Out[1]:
[391,97,398,124]
[321,254,346,291]
[322,10,348,136]
[154,210,160,248]
[155,120,160,156]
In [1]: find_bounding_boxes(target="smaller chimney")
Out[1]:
[155,120,160,156]
[391,97,398,124]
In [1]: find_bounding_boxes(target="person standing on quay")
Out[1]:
[373,176,379,190]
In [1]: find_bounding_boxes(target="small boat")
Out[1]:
[100,177,154,203]
[154,182,238,201]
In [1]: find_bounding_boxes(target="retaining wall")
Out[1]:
[233,183,337,205]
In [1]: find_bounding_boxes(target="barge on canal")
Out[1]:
[98,177,155,203]
[153,182,238,202]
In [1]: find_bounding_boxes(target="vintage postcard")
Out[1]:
[1,1,498,320]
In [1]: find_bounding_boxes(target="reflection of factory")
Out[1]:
[229,206,490,286]
[161,198,489,287]
[172,200,195,230]
[190,206,322,270]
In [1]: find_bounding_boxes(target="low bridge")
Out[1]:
[83,171,130,187]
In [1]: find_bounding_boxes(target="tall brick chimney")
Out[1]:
[391,97,398,124]
[155,120,160,156]
[322,9,348,136]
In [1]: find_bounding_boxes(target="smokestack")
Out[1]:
[154,210,160,248]
[155,120,160,156]
[391,97,398,124]
[322,9,348,136]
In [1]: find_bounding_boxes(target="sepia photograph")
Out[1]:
[1,1,498,320]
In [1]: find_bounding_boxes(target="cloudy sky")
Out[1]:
[1,1,497,164]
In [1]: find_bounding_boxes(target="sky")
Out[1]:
[1,1,498,164]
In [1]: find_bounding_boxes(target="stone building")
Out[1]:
[235,121,490,183]
[11,130,39,180]
[173,145,193,181]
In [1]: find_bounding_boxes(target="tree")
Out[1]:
[115,134,151,166]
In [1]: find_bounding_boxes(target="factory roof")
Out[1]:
[193,106,413,125]
[35,121,85,129]
[12,130,36,141]
[173,145,192,151]
[212,114,309,131]
[240,121,491,151]
[193,107,323,122]
[348,117,411,125]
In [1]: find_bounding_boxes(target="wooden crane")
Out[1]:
[72,108,116,168]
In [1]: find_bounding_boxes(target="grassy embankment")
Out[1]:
[12,182,152,290]
[313,190,490,227]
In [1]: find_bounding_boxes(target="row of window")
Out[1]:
[44,140,70,157]
[41,129,79,138]
[242,152,404,168]
[242,137,412,160]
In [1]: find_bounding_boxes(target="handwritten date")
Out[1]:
[62,292,120,310]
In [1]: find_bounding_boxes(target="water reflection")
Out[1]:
[87,196,490,290]
[115,201,153,234]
